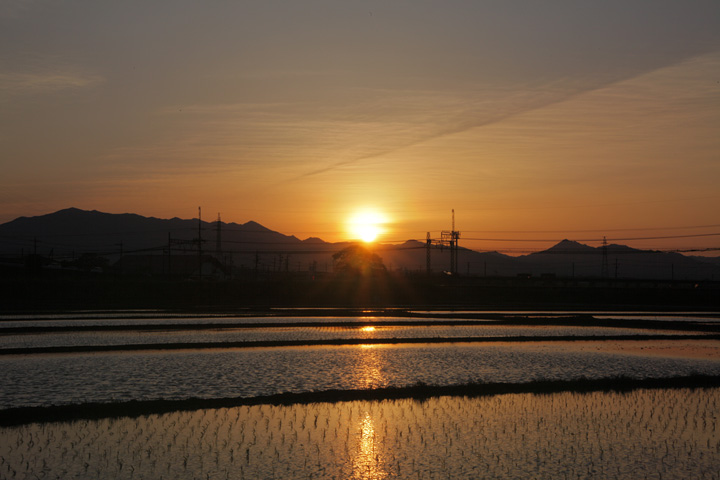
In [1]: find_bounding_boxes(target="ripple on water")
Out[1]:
[1,342,720,409]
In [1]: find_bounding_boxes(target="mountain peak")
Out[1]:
[537,239,596,255]
[57,207,85,214]
[242,220,272,232]
[402,239,426,247]
[302,237,327,244]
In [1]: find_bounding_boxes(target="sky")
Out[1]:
[1,1,719,254]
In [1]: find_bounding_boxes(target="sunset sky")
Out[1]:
[2,1,719,254]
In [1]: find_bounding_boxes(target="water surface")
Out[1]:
[2,341,719,409]
[1,388,717,479]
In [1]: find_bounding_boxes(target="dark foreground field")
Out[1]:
[2,269,719,310]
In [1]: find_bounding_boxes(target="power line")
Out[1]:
[463,232,720,242]
[462,223,720,234]
[607,233,720,241]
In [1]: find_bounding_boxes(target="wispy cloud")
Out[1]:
[284,83,592,180]
[0,70,103,99]
[93,81,643,183]
[290,50,720,180]
[96,50,720,186]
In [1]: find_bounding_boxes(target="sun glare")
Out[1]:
[347,209,388,243]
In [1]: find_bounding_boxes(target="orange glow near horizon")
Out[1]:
[346,209,390,243]
[2,4,719,260]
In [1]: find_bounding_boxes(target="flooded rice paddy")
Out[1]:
[1,310,719,478]
[1,388,718,479]
[3,341,720,409]
[0,324,711,350]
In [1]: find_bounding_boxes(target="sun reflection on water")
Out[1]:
[347,340,389,478]
[353,343,386,388]
[351,411,387,479]
[1,389,718,478]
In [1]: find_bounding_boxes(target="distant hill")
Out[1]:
[0,207,342,273]
[513,239,720,281]
[1,208,719,280]
[0,207,304,254]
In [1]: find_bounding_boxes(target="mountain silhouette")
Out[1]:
[0,207,303,255]
[533,239,596,255]
[1,208,718,280]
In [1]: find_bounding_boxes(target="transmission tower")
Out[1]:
[426,210,461,275]
[451,209,459,274]
[198,207,203,280]
[426,232,432,274]
[601,236,609,278]
[216,212,222,255]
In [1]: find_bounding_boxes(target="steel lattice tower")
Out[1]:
[427,210,461,275]
[601,236,609,278]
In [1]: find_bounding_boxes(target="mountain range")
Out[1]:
[1,208,719,281]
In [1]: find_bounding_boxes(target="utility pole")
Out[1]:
[216,212,222,256]
[427,210,461,275]
[198,207,203,281]
[168,233,172,276]
[441,210,460,274]
[452,210,459,275]
[426,232,432,274]
[216,212,225,275]
[601,236,609,279]
[615,258,619,279]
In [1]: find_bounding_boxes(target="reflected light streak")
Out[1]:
[349,342,388,478]
[354,341,386,388]
[351,412,387,479]
[361,326,376,332]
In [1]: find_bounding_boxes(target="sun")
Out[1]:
[347,209,388,243]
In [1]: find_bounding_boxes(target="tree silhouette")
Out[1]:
[332,245,386,275]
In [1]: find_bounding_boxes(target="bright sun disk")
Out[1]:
[348,210,388,243]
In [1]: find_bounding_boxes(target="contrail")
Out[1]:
[287,49,718,181]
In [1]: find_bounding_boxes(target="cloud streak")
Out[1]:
[100,49,719,187]
[289,50,720,180]
[0,70,103,99]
